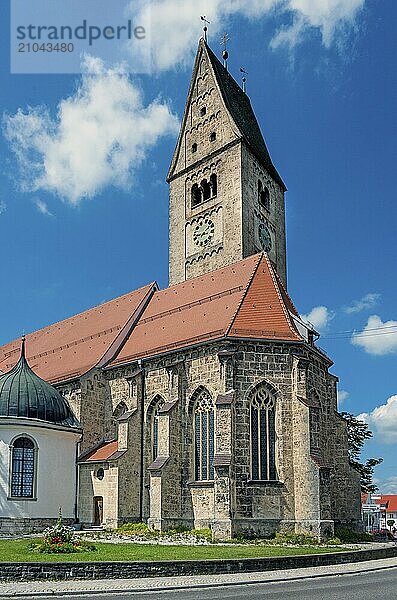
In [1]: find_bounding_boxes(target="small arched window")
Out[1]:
[151,396,165,460]
[10,437,36,498]
[258,180,270,211]
[193,388,215,481]
[249,385,277,481]
[201,179,211,201]
[210,131,216,142]
[210,174,217,198]
[192,143,198,153]
[200,106,207,117]
[191,183,202,208]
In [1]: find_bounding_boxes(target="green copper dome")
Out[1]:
[0,339,80,428]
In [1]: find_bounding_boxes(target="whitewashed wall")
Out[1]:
[0,419,80,520]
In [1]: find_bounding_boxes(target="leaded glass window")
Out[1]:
[194,390,214,481]
[250,385,277,481]
[11,437,35,498]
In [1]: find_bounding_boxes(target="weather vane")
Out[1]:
[220,32,230,69]
[200,16,210,43]
[240,67,248,93]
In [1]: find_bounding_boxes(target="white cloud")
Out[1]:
[357,396,397,444]
[344,293,381,314]
[379,476,397,495]
[129,0,366,71]
[34,199,54,217]
[352,315,397,356]
[337,389,349,406]
[3,55,179,204]
[0,200,6,215]
[301,305,334,332]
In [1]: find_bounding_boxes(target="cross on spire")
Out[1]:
[200,16,210,43]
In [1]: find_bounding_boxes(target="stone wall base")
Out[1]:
[294,519,334,540]
[0,517,74,537]
[148,517,194,532]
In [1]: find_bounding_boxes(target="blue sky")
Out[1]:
[0,1,396,492]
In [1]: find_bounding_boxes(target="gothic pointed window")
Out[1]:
[249,384,277,481]
[10,436,36,498]
[193,388,214,481]
[210,173,217,198]
[151,396,165,460]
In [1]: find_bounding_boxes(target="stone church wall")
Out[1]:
[73,338,360,537]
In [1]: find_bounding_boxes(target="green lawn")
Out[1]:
[0,540,346,563]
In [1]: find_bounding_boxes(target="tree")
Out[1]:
[387,519,395,529]
[340,412,383,493]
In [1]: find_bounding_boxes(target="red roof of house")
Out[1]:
[110,254,301,366]
[362,494,397,512]
[0,254,305,384]
[0,283,155,384]
[80,440,119,462]
[378,495,397,512]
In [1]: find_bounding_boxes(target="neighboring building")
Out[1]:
[0,39,361,538]
[0,340,81,535]
[367,495,397,530]
[361,493,382,533]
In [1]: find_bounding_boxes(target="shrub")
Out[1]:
[326,537,342,546]
[117,522,152,534]
[190,528,212,542]
[334,527,373,543]
[270,532,319,546]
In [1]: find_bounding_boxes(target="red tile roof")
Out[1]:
[0,283,156,384]
[110,254,301,366]
[362,494,397,512]
[0,254,304,384]
[377,495,397,512]
[80,440,119,462]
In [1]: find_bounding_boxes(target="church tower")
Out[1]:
[168,39,287,287]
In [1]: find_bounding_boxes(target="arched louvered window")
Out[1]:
[10,437,36,498]
[191,183,202,208]
[152,396,165,460]
[194,389,214,480]
[210,173,217,198]
[250,385,277,481]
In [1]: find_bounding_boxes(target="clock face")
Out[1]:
[193,218,215,247]
[258,223,272,252]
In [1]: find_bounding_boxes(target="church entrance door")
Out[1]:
[93,496,103,525]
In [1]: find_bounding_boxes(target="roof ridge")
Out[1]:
[263,254,301,339]
[225,253,263,337]
[96,282,158,370]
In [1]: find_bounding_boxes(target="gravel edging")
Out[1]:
[0,545,397,582]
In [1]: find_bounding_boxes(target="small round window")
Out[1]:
[96,468,105,480]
